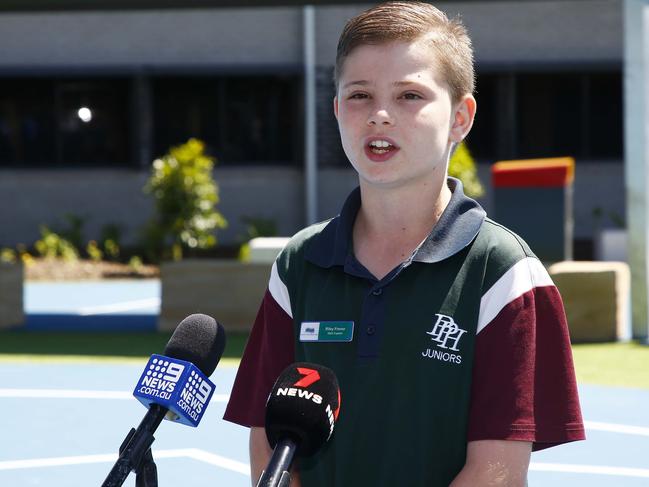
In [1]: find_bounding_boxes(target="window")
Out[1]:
[0,77,131,167]
[152,75,301,164]
[467,70,622,162]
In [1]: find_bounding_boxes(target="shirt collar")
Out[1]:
[305,177,486,268]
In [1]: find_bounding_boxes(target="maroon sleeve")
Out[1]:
[223,289,295,427]
[467,285,585,451]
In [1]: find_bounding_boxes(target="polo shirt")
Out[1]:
[224,177,585,486]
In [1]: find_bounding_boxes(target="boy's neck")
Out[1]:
[354,177,452,242]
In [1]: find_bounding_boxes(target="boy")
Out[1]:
[224,2,585,486]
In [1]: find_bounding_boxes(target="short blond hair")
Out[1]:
[335,1,475,102]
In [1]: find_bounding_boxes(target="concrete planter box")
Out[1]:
[159,259,271,333]
[0,262,24,329]
[548,261,631,342]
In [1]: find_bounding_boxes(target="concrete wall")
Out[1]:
[0,1,623,70]
[0,8,301,68]
[0,161,623,247]
[316,1,623,66]
[0,167,304,247]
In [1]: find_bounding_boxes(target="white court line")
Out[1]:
[0,449,249,475]
[530,462,649,478]
[177,448,250,475]
[0,388,229,402]
[585,420,649,437]
[2,452,647,479]
[77,298,161,315]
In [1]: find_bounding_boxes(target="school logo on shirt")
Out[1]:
[421,314,467,365]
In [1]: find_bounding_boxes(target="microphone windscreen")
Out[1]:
[265,362,341,457]
[163,313,226,377]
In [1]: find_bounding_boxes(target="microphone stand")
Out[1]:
[135,447,158,487]
[102,404,166,487]
[256,438,298,487]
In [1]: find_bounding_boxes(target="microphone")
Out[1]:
[102,313,226,487]
[257,362,341,487]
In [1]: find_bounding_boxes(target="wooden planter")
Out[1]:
[0,262,24,329]
[159,259,272,333]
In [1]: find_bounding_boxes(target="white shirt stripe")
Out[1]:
[478,257,554,334]
[268,260,293,318]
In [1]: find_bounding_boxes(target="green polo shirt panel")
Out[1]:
[274,178,488,486]
[477,217,537,289]
[294,248,487,486]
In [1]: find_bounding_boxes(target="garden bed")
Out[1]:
[25,258,159,281]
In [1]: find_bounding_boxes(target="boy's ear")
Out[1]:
[333,95,339,121]
[449,94,476,143]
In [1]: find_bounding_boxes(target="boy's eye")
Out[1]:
[348,93,369,99]
[401,92,423,100]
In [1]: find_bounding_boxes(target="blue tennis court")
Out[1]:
[1,359,648,486]
[1,281,648,485]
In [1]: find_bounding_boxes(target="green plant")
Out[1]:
[449,142,484,198]
[103,239,120,261]
[143,138,227,262]
[241,216,278,240]
[100,224,122,260]
[237,216,278,262]
[86,240,104,262]
[128,255,144,273]
[0,248,17,264]
[592,207,625,230]
[34,226,79,261]
[16,244,34,267]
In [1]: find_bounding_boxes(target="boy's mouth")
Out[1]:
[368,139,397,155]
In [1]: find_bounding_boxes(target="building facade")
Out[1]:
[0,0,624,253]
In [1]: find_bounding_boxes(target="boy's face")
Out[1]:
[334,39,475,190]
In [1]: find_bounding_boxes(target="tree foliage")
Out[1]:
[144,138,227,261]
[449,142,484,198]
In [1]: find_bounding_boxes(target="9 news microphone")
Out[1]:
[257,363,341,487]
[102,313,226,487]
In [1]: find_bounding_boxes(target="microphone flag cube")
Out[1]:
[133,354,215,427]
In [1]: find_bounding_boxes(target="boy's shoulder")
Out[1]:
[472,217,540,287]
[283,219,333,254]
[476,217,535,258]
[275,218,335,273]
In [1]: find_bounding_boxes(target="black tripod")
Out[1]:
[102,404,166,486]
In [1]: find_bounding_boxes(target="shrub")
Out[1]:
[0,248,16,264]
[128,255,144,273]
[449,142,484,198]
[100,224,122,261]
[143,138,227,262]
[34,226,79,261]
[86,240,104,262]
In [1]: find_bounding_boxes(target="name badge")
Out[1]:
[300,321,354,342]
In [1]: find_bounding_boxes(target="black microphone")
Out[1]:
[257,362,341,487]
[102,313,226,487]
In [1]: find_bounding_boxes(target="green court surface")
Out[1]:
[2,331,648,390]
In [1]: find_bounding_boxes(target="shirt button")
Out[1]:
[366,325,376,335]
[372,288,383,296]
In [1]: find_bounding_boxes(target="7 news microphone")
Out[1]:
[102,313,226,487]
[257,362,341,487]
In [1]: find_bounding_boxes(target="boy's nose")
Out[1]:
[367,109,394,126]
